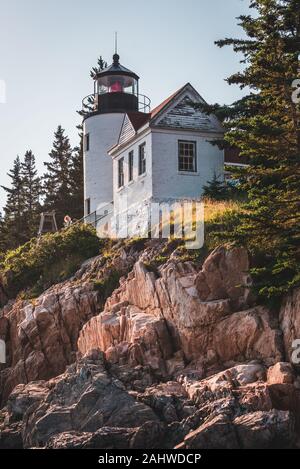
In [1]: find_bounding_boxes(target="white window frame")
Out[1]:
[138,143,146,176]
[178,140,197,173]
[118,157,125,188]
[128,150,134,182]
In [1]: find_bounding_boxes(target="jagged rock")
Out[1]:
[267,362,295,385]
[0,241,148,406]
[1,242,299,449]
[22,352,159,448]
[266,362,300,431]
[0,356,298,449]
[233,410,295,449]
[130,421,166,449]
[211,307,283,367]
[195,246,254,309]
[46,421,166,450]
[78,305,175,373]
[47,431,102,449]
[47,428,136,449]
[78,248,282,370]
[176,414,240,449]
[0,422,23,449]
[135,382,188,425]
[0,284,99,404]
[7,382,49,422]
[280,288,300,362]
[176,410,295,450]
[181,363,272,411]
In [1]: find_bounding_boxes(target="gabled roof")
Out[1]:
[127,112,150,131]
[109,83,224,155]
[120,84,195,134]
[150,83,223,133]
[150,85,186,119]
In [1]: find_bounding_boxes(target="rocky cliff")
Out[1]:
[0,240,299,449]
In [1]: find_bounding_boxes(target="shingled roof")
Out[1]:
[126,112,150,131]
[150,85,186,119]
[126,85,187,132]
[110,83,223,155]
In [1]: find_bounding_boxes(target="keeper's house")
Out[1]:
[82,52,225,226]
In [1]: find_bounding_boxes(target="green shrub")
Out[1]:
[0,223,102,299]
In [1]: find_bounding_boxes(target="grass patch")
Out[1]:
[0,223,102,300]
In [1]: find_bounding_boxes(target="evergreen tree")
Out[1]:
[69,125,84,220]
[79,56,108,117]
[90,56,108,79]
[209,0,300,303]
[203,173,230,201]
[43,125,74,227]
[0,212,8,255]
[1,156,26,248]
[21,150,41,239]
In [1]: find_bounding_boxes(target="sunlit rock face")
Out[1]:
[79,246,282,369]
[0,242,300,449]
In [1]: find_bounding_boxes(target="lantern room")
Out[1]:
[94,53,140,113]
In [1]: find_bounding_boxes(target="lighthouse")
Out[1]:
[82,53,151,217]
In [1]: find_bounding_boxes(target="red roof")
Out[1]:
[150,86,185,119]
[125,86,186,133]
[127,112,150,131]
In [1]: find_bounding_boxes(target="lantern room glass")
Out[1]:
[97,75,138,96]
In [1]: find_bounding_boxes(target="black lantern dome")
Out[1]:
[94,54,140,113]
[82,53,151,117]
[97,54,139,84]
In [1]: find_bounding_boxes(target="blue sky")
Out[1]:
[0,0,250,210]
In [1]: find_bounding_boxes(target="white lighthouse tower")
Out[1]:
[82,52,150,218]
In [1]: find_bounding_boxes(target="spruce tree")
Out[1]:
[21,150,41,239]
[212,0,300,303]
[69,125,84,220]
[0,212,8,255]
[79,56,108,117]
[43,125,74,227]
[203,173,230,201]
[1,156,26,248]
[90,56,108,79]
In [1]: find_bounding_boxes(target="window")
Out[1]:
[85,133,90,152]
[138,143,146,175]
[178,141,197,172]
[118,158,124,188]
[128,151,134,182]
[85,198,91,215]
